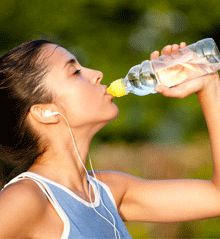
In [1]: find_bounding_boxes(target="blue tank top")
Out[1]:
[3,172,132,239]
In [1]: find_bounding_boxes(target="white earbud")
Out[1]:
[44,110,59,117]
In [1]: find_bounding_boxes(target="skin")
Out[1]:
[1,42,220,238]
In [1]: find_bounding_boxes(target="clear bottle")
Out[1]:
[107,38,220,97]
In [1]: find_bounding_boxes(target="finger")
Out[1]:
[150,51,160,60]
[154,79,203,99]
[171,44,180,52]
[154,84,189,99]
[161,45,172,55]
[180,42,187,49]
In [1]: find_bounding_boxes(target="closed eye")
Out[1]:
[73,69,81,75]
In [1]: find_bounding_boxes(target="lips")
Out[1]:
[106,92,115,99]
[103,85,107,94]
[103,85,115,99]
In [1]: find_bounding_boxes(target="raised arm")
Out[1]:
[98,44,220,223]
[197,75,220,189]
[153,48,220,189]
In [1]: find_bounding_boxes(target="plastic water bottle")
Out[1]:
[107,38,220,97]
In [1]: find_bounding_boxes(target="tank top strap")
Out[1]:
[3,172,70,239]
[87,174,117,210]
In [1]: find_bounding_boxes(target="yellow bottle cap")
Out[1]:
[107,79,127,97]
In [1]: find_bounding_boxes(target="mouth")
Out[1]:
[104,85,115,99]
[107,92,115,99]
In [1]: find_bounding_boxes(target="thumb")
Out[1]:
[154,78,204,99]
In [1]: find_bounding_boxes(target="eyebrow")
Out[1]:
[63,58,76,69]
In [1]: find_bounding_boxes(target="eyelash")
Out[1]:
[73,69,81,75]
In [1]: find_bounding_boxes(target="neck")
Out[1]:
[28,123,96,194]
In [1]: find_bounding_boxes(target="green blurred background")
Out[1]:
[1,0,220,237]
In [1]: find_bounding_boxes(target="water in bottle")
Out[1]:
[107,38,220,97]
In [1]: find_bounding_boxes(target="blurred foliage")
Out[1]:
[0,0,219,145]
[1,0,220,237]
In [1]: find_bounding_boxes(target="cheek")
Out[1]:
[75,95,119,123]
[68,91,100,120]
[57,85,119,125]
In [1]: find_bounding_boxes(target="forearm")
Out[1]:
[197,73,220,188]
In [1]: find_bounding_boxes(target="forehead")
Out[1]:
[44,44,76,67]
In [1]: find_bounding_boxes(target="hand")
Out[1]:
[150,43,187,60]
[150,43,220,99]
[154,72,219,99]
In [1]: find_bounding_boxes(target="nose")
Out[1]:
[91,69,103,85]
[98,71,103,82]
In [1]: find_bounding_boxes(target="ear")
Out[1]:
[29,104,59,124]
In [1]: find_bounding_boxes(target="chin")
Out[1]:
[109,104,119,120]
[102,107,119,125]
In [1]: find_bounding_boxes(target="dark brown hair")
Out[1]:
[0,39,54,188]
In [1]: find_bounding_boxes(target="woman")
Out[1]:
[0,39,220,238]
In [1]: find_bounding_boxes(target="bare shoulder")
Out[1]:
[94,170,136,184]
[0,179,48,211]
[0,179,48,238]
[92,170,140,207]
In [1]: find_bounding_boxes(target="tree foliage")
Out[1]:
[1,0,219,144]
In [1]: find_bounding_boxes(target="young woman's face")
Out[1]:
[44,44,119,128]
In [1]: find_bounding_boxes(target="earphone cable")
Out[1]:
[58,112,120,239]
[88,153,121,239]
